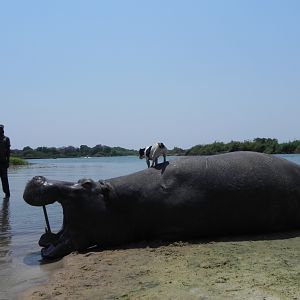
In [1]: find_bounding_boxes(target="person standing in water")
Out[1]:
[0,125,10,200]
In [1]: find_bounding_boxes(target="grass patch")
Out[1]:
[10,156,28,166]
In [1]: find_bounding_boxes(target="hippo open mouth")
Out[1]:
[23,175,108,260]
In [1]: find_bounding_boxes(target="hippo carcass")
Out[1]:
[23,151,300,260]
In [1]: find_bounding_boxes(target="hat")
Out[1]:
[0,125,3,129]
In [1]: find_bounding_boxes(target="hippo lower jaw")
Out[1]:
[39,230,74,260]
[34,214,77,260]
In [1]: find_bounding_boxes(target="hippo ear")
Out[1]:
[78,179,94,190]
[99,180,113,195]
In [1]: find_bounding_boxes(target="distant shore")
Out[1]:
[11,138,300,159]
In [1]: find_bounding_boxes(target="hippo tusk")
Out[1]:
[42,205,51,233]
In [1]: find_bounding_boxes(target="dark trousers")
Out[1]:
[0,167,10,196]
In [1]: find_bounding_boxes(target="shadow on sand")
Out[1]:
[78,228,300,255]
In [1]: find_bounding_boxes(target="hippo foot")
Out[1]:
[41,240,74,260]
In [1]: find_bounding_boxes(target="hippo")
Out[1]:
[23,151,300,260]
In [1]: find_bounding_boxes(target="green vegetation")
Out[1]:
[10,156,28,165]
[186,138,300,156]
[11,145,138,159]
[10,138,300,159]
[167,147,186,156]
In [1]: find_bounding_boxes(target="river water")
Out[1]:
[0,154,300,299]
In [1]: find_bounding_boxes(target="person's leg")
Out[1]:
[0,167,10,197]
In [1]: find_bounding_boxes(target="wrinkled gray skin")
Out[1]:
[23,152,300,260]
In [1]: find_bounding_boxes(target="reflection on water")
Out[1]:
[0,199,11,258]
[0,154,299,299]
[0,199,13,298]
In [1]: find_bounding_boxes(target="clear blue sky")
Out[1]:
[1,0,299,150]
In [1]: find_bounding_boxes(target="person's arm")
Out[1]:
[6,137,10,167]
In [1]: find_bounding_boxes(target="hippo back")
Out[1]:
[106,152,300,239]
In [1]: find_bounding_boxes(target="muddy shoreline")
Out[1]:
[21,232,300,300]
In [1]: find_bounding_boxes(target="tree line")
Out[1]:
[185,138,300,155]
[11,138,300,159]
[11,144,138,159]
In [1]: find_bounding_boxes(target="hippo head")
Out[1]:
[23,176,112,260]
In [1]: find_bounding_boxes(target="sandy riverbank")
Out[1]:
[21,232,300,300]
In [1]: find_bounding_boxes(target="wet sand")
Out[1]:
[21,232,300,300]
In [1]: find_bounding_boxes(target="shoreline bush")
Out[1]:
[10,156,28,166]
